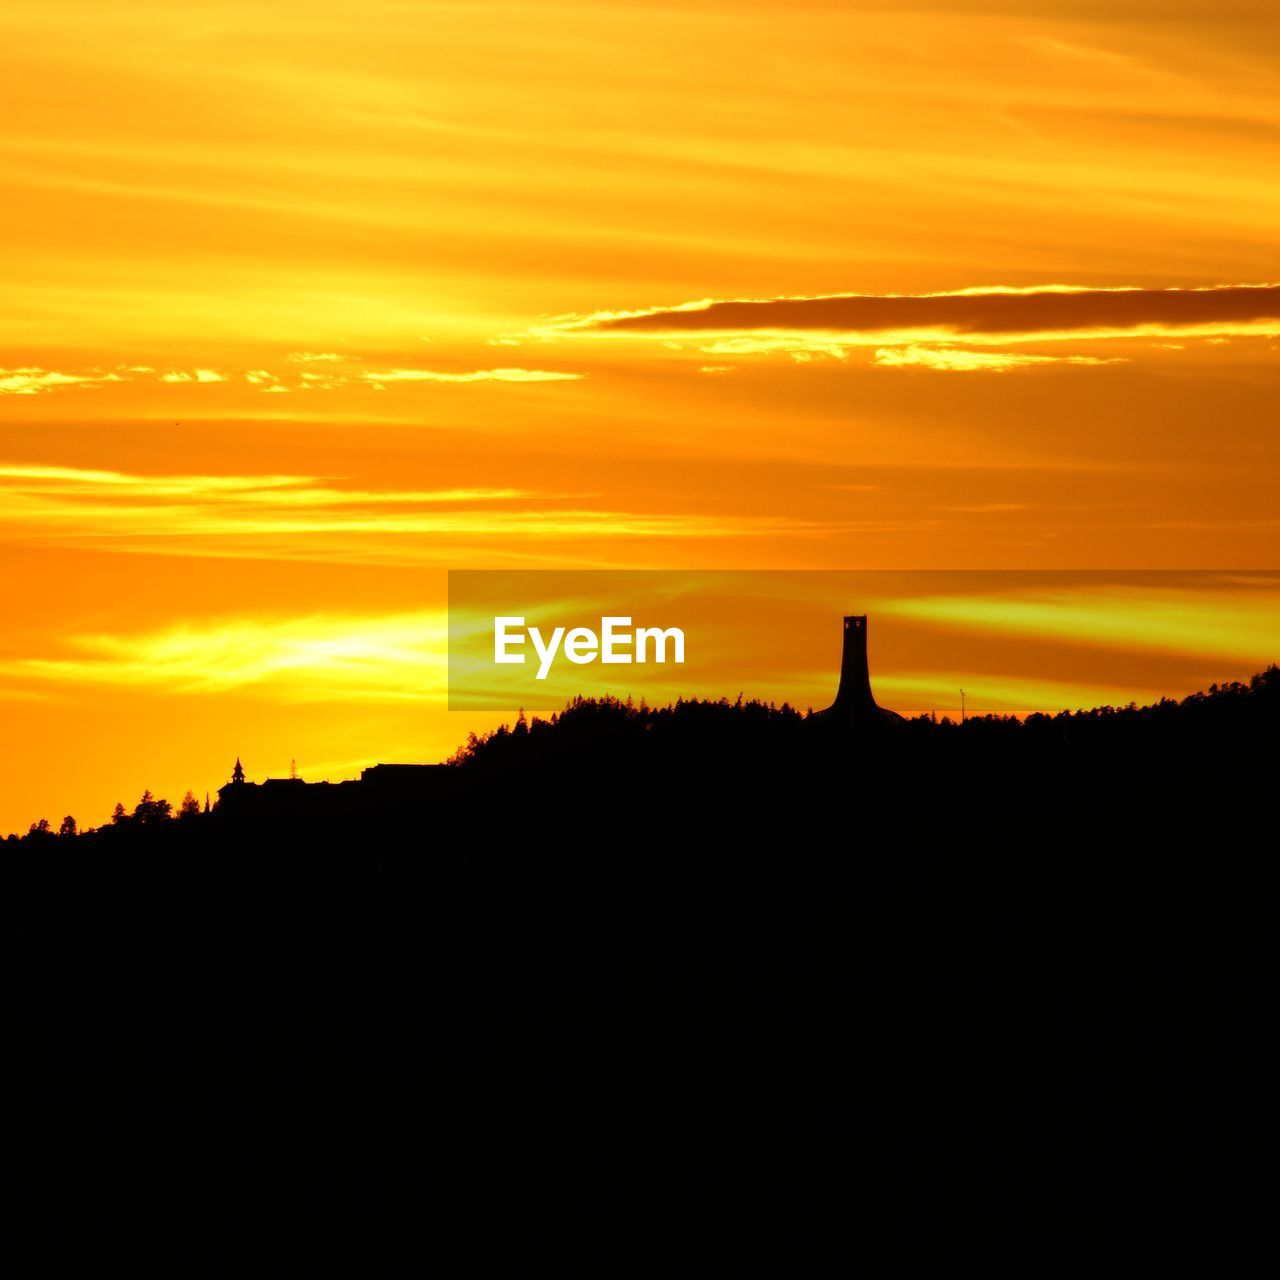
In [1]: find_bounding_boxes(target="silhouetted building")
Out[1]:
[824,614,900,724]
[215,757,448,823]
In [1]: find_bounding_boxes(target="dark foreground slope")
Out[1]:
[8,670,1279,1276]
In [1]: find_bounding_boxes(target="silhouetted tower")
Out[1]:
[825,614,897,723]
[231,757,245,784]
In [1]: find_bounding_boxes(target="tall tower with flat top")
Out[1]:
[825,614,898,723]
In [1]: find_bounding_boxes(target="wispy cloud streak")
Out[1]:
[0,462,820,562]
[362,368,584,384]
[872,346,1124,372]
[0,368,125,395]
[882,585,1280,667]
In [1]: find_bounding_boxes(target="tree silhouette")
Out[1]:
[132,790,172,825]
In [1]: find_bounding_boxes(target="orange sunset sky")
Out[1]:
[2,1,1279,832]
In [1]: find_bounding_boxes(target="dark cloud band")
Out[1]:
[591,285,1280,336]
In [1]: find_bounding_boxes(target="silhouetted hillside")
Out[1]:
[454,664,1280,775]
[7,667,1278,1276]
[7,665,1278,847]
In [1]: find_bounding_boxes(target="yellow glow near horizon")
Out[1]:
[2,612,451,701]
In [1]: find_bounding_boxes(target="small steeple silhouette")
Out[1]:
[231,757,245,784]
